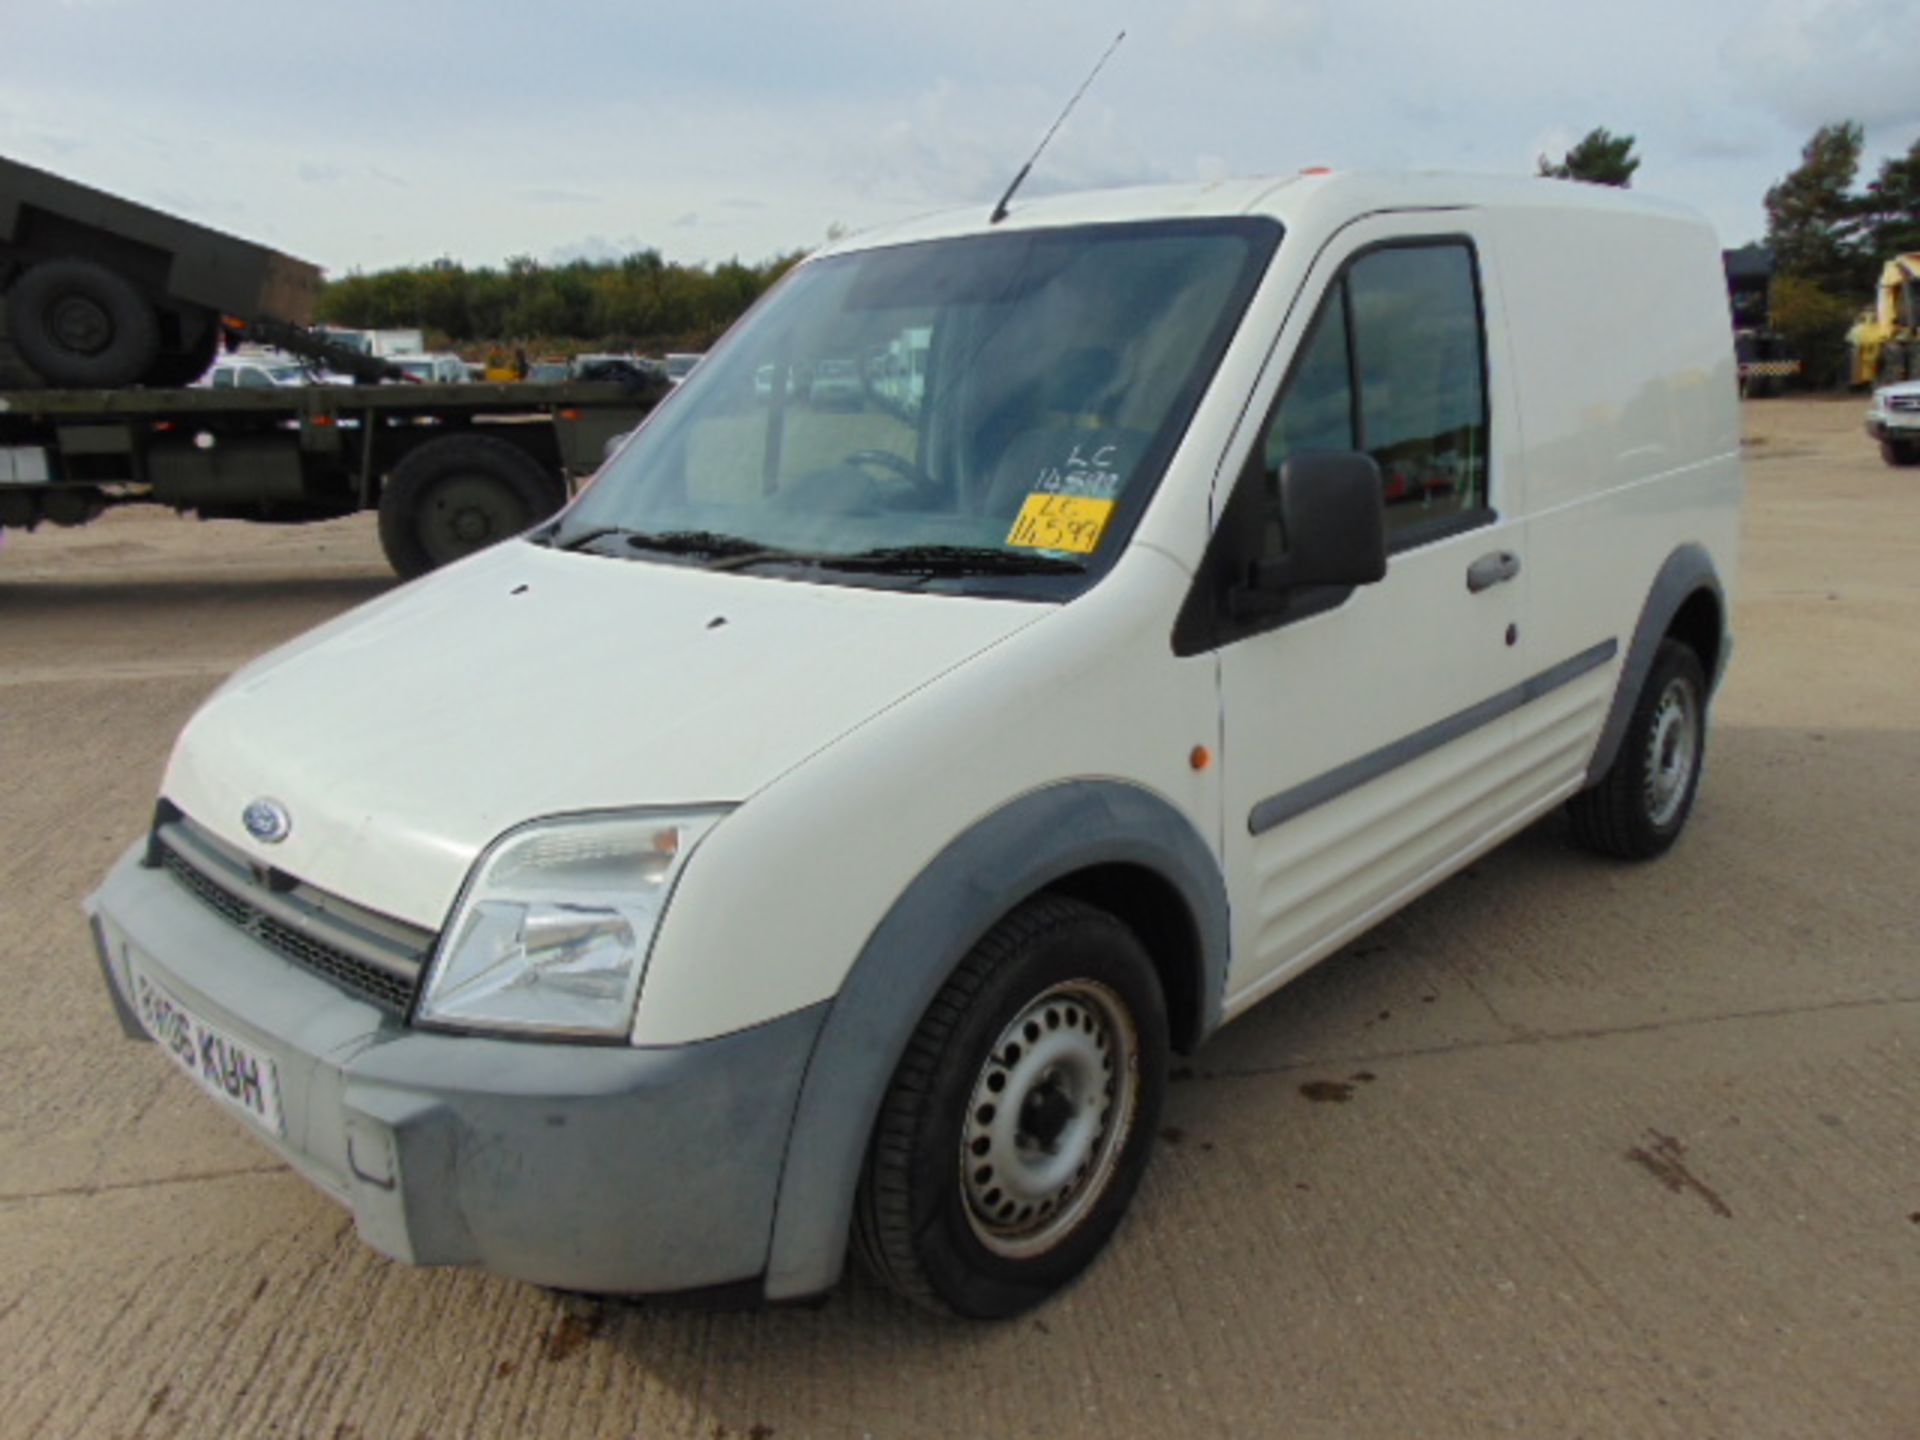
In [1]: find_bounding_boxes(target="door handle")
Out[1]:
[1466,550,1521,593]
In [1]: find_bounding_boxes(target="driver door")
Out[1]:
[1208,217,1538,1013]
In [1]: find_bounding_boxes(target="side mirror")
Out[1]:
[1240,450,1387,606]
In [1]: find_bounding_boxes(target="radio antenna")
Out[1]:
[989,30,1126,225]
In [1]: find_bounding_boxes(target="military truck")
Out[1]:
[0,154,328,390]
[0,156,665,577]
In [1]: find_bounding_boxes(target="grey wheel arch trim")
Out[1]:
[760,780,1228,1301]
[1585,543,1729,786]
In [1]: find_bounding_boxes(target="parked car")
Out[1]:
[663,351,703,385]
[389,353,469,385]
[86,172,1739,1321]
[202,356,311,389]
[1864,379,1920,466]
[808,357,864,408]
[753,363,796,401]
[526,359,571,384]
[573,354,666,389]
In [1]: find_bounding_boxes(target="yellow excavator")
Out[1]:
[1850,253,1920,385]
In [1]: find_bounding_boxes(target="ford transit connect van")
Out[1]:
[86,172,1740,1319]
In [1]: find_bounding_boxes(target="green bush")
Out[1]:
[1769,275,1860,389]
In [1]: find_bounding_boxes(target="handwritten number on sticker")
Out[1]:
[1006,493,1114,554]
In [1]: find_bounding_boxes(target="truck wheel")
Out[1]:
[1568,639,1708,860]
[854,896,1167,1319]
[378,434,564,579]
[6,258,161,388]
[1881,439,1919,468]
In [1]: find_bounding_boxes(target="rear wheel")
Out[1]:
[6,258,160,388]
[377,434,564,579]
[1568,639,1708,860]
[854,896,1167,1319]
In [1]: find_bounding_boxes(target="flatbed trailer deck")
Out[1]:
[0,378,659,577]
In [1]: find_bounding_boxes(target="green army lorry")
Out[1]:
[1,154,325,390]
[0,155,662,576]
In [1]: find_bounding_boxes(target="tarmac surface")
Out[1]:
[1,397,1915,1438]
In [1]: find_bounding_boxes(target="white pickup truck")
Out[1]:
[1865,379,1920,466]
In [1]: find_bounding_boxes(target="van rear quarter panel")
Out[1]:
[1486,206,1741,716]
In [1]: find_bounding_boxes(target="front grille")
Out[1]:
[1890,395,1920,412]
[154,817,433,1016]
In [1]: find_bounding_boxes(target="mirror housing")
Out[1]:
[1241,450,1387,602]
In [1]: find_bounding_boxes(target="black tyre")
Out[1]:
[854,895,1168,1320]
[6,258,160,388]
[1881,439,1919,468]
[378,434,564,579]
[1568,639,1709,860]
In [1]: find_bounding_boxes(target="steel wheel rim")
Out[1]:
[1643,676,1700,829]
[49,292,113,356]
[959,979,1139,1259]
[421,475,528,565]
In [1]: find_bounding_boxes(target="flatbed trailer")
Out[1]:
[0,378,659,577]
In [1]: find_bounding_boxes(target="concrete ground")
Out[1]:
[1,398,1915,1439]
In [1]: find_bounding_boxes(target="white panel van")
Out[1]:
[86,172,1741,1319]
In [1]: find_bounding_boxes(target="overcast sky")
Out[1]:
[5,0,1918,277]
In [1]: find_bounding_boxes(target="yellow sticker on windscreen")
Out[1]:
[1006,493,1115,554]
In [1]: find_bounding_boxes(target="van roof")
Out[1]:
[820,170,1711,256]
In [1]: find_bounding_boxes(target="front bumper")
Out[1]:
[86,844,827,1295]
[1866,411,1920,441]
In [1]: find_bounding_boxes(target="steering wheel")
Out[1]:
[843,449,944,506]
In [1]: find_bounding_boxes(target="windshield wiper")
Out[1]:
[817,544,1087,576]
[620,529,775,559]
[543,524,636,552]
[548,530,1084,577]
[544,526,771,559]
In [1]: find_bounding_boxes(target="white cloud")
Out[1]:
[841,82,1171,211]
[1173,0,1331,58]
[1722,0,1920,132]
[548,235,652,265]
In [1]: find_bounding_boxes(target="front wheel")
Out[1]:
[1568,638,1708,860]
[1881,438,1919,468]
[854,896,1167,1319]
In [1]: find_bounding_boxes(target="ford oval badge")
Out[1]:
[242,798,292,845]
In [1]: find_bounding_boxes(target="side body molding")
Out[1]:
[1585,542,1730,786]
[760,780,1229,1301]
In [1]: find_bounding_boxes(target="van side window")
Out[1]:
[1259,241,1489,551]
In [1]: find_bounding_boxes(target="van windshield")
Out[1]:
[554,218,1279,596]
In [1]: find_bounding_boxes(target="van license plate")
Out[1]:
[131,965,284,1136]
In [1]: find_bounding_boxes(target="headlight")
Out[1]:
[417,809,727,1039]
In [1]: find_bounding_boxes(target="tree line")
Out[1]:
[314,247,803,357]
